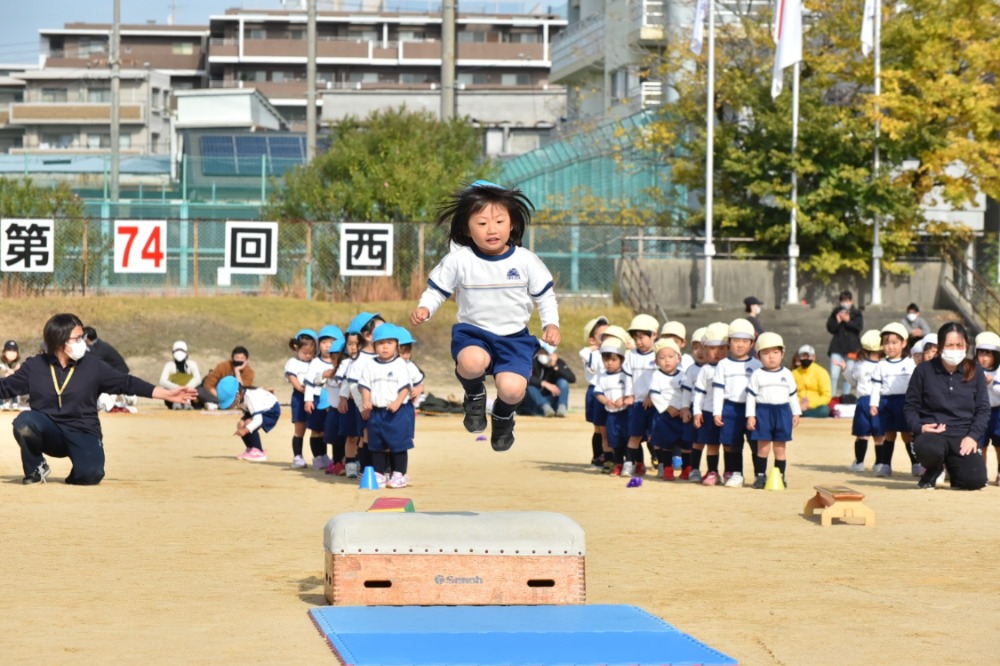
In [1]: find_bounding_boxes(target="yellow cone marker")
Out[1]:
[764,467,785,491]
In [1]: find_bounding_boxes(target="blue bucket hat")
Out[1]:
[347,312,381,335]
[318,324,344,342]
[372,323,401,344]
[470,179,504,190]
[217,375,240,410]
[396,326,415,346]
[295,328,319,345]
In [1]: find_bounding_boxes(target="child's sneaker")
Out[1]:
[723,471,733,484]
[753,473,767,489]
[326,461,345,476]
[912,463,925,477]
[490,413,516,451]
[291,455,307,469]
[374,472,387,488]
[662,466,675,481]
[621,461,636,477]
[240,448,267,462]
[848,461,865,472]
[345,461,359,478]
[602,460,616,474]
[313,455,332,470]
[679,466,692,480]
[701,471,720,486]
[875,464,892,478]
[634,462,646,477]
[687,469,702,483]
[236,447,251,460]
[462,393,488,433]
[610,464,623,477]
[724,471,744,488]
[386,471,408,489]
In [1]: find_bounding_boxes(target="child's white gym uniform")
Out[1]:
[359,357,415,453]
[745,367,801,441]
[870,357,915,432]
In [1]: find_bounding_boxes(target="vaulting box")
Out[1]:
[323,511,586,606]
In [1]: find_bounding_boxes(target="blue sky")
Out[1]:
[0,1,263,64]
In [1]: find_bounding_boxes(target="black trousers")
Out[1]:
[13,410,105,485]
[913,432,987,490]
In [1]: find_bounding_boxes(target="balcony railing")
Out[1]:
[550,12,605,79]
[8,103,146,125]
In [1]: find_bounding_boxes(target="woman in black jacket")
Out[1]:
[826,290,863,398]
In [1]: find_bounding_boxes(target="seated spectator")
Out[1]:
[84,326,136,412]
[159,340,203,410]
[195,346,254,410]
[520,341,576,417]
[901,303,931,349]
[792,345,832,417]
[0,340,28,410]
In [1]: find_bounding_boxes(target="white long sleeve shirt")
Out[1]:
[870,357,915,404]
[304,356,336,408]
[649,369,685,414]
[158,359,201,389]
[241,387,279,433]
[681,362,703,410]
[334,357,353,403]
[851,359,880,398]
[579,347,602,386]
[625,349,657,401]
[417,245,559,335]
[745,367,802,417]
[711,356,762,414]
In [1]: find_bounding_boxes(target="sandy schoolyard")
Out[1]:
[2,404,999,665]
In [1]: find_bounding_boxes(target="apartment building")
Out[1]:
[7,68,171,154]
[40,22,209,90]
[206,6,567,136]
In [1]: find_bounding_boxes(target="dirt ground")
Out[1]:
[2,396,1000,665]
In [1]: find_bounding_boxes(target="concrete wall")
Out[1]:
[634,258,949,312]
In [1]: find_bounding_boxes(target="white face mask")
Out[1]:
[66,339,87,361]
[940,349,966,367]
[173,350,187,363]
[750,304,761,316]
[906,313,918,322]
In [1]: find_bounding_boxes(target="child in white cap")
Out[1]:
[623,314,659,476]
[678,327,708,480]
[712,318,761,487]
[581,316,610,466]
[848,330,884,472]
[659,321,694,372]
[692,322,730,486]
[648,338,687,480]
[593,338,632,476]
[746,332,801,488]
[870,322,916,477]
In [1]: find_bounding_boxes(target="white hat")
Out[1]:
[703,322,731,347]
[172,340,188,352]
[975,331,1000,352]
[602,325,631,345]
[755,332,784,352]
[660,321,686,340]
[798,344,816,356]
[728,318,756,340]
[911,339,926,355]
[691,327,708,346]
[583,316,609,341]
[599,339,627,357]
[922,333,939,347]
[653,338,681,356]
[861,329,882,352]
[628,314,660,334]
[881,322,908,341]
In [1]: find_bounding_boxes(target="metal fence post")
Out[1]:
[418,223,425,286]
[81,219,89,296]
[179,209,189,289]
[192,219,199,297]
[305,221,313,301]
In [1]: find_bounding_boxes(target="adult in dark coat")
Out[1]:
[82,326,129,373]
[826,290,863,398]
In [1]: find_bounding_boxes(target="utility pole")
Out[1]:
[440,0,456,120]
[306,0,317,160]
[110,0,121,203]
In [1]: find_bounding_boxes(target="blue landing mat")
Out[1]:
[309,605,738,666]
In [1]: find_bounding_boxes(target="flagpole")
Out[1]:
[786,61,800,306]
[702,0,716,305]
[870,0,883,305]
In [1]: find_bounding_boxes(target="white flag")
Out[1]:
[771,0,803,98]
[690,0,709,55]
[860,0,875,57]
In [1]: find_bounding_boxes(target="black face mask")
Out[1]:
[800,359,813,369]
[232,359,245,367]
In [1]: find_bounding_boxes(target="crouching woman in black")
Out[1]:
[903,322,989,490]
[4,313,197,485]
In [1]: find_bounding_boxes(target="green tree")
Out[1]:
[644,0,994,279]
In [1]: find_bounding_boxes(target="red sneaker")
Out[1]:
[610,464,623,477]
[635,462,646,477]
[662,466,675,481]
[679,466,692,480]
[326,462,346,476]
[702,471,720,486]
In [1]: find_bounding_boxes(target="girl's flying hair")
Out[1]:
[437,180,534,248]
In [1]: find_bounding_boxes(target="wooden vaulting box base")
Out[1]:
[323,511,586,606]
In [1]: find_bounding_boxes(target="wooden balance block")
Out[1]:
[804,485,875,527]
[323,511,586,606]
[367,497,415,513]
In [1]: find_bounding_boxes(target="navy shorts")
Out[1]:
[695,411,720,445]
[752,403,793,442]
[605,410,629,449]
[627,402,654,439]
[290,389,307,423]
[592,397,609,426]
[367,403,415,453]
[649,410,683,450]
[681,419,696,449]
[719,400,750,447]
[247,403,281,434]
[323,407,340,443]
[307,405,327,431]
[338,400,361,438]
[851,395,883,437]
[451,323,539,380]
[585,385,599,423]
[878,394,908,433]
[988,407,1000,445]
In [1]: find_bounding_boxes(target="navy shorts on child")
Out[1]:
[719,400,750,447]
[367,403,416,453]
[290,390,307,423]
[852,395,884,438]
[605,411,629,449]
[450,323,538,380]
[879,394,907,432]
[338,400,362,437]
[626,402,655,439]
[696,412,721,444]
[251,403,281,433]
[752,403,793,442]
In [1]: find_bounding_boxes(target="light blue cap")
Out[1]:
[347,312,381,335]
[295,328,318,344]
[372,323,401,344]
[217,376,239,410]
[318,325,344,342]
[396,326,415,346]
[470,179,504,190]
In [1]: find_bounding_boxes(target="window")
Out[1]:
[119,134,132,149]
[41,88,68,103]
[458,31,488,43]
[87,133,111,149]
[398,30,427,41]
[238,70,267,82]
[611,68,629,100]
[457,72,491,85]
[400,72,432,84]
[87,86,111,103]
[172,42,194,55]
[287,29,305,40]
[40,132,74,149]
[501,73,531,86]
[78,37,107,56]
[247,28,267,40]
[348,29,378,42]
[348,72,378,83]
[506,32,539,44]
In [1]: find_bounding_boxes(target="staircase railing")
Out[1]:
[616,255,669,324]
[940,249,1000,334]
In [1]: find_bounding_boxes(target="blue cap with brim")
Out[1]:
[470,179,504,189]
[347,312,381,335]
[217,375,239,410]
[295,328,318,344]
[372,323,401,344]
[318,324,344,342]
[396,326,415,346]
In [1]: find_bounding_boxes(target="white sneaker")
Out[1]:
[621,461,636,477]
[312,455,332,470]
[724,471,745,487]
[206,402,219,411]
[374,472,387,488]
[875,464,892,478]
[345,461,359,478]
[386,471,408,489]
[935,471,948,488]
[848,461,865,473]
[912,463,925,477]
[688,469,703,483]
[291,455,307,469]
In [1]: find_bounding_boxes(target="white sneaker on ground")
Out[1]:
[875,464,892,478]
[386,471,408,489]
[688,469,703,483]
[312,455,332,470]
[345,462,359,478]
[936,471,948,488]
[621,461,636,477]
[848,461,865,473]
[206,402,219,411]
[724,471,745,488]
[291,455,307,469]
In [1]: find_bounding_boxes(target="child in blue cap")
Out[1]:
[410,180,560,451]
[218,376,281,462]
[305,325,344,470]
[345,311,385,476]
